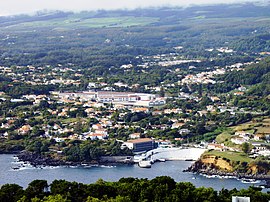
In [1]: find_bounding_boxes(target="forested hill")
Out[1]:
[223,57,270,85]
[231,34,270,52]
[0,3,270,27]
[0,4,270,67]
[208,57,270,96]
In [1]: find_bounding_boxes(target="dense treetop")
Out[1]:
[0,177,269,202]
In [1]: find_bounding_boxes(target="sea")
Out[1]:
[0,154,267,190]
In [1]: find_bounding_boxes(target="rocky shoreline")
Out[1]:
[184,160,270,181]
[17,151,135,167]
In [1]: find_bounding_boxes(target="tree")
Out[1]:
[42,194,71,202]
[39,100,50,109]
[25,180,48,199]
[193,187,218,202]
[0,184,24,202]
[50,180,71,196]
[242,142,252,154]
[159,87,165,97]
[74,119,83,135]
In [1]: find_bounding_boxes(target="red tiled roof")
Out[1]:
[127,138,153,143]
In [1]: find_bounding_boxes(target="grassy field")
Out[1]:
[256,127,270,134]
[9,16,159,29]
[229,116,270,134]
[263,118,270,123]
[232,122,254,131]
[215,130,233,144]
[204,150,252,163]
[60,118,80,124]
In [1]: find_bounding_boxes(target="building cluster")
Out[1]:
[207,129,270,157]
[180,69,225,85]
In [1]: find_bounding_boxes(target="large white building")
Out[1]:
[96,91,156,103]
[55,91,165,107]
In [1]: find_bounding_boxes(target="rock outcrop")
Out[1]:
[185,154,270,180]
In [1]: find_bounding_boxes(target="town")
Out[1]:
[0,5,269,178]
[0,4,270,201]
[0,48,269,171]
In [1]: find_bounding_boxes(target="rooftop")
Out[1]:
[127,138,153,144]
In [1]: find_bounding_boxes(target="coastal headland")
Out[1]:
[185,153,270,182]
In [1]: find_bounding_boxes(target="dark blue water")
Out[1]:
[0,154,265,190]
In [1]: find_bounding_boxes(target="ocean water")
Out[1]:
[0,154,265,190]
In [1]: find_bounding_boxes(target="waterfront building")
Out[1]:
[122,138,155,152]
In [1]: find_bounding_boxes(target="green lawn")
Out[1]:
[60,118,78,124]
[215,130,233,144]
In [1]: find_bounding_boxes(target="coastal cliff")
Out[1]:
[186,152,270,179]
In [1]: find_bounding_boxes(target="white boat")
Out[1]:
[241,179,261,184]
[157,158,166,162]
[138,160,151,168]
[205,174,218,178]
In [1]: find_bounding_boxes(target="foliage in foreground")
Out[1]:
[0,177,269,202]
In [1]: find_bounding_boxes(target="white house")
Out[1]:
[84,132,108,140]
[231,137,247,145]
[179,129,190,135]
[95,129,108,135]
[92,124,103,130]
[129,133,141,139]
[207,143,225,151]
[171,122,184,129]
[54,137,65,143]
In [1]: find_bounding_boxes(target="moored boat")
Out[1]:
[156,158,166,162]
[12,167,20,170]
[241,178,261,184]
[138,160,151,168]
